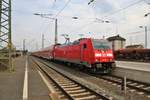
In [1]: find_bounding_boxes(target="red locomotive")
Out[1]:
[33,38,116,73]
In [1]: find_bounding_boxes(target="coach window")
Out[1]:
[83,43,87,49]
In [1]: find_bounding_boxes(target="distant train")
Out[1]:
[114,48,150,61]
[32,38,116,74]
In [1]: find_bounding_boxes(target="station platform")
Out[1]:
[0,56,50,100]
[116,61,150,72]
[114,61,150,84]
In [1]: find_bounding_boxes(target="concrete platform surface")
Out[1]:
[28,57,50,100]
[0,56,50,100]
[116,61,150,72]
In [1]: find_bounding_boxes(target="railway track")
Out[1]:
[32,57,113,100]
[49,59,150,97]
[97,75,150,96]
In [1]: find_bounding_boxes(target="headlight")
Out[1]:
[107,53,113,57]
[95,53,102,57]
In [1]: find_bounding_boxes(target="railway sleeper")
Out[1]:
[55,80,70,84]
[54,78,67,81]
[143,87,150,90]
[135,85,144,88]
[56,79,72,83]
[59,82,76,86]
[64,86,82,91]
[51,88,69,99]
[70,92,91,97]
[128,83,138,86]
[67,89,86,94]
[126,81,132,84]
[56,80,71,83]
[75,95,97,100]
[60,83,76,87]
[62,84,79,88]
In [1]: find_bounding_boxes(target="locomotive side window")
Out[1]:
[83,43,87,49]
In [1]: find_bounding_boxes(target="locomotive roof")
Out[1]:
[58,38,109,46]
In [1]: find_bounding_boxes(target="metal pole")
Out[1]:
[23,39,26,54]
[124,76,127,94]
[0,0,12,70]
[55,19,58,44]
[145,26,147,49]
[121,76,127,93]
[42,34,44,49]
[36,42,38,50]
[0,1,2,48]
[0,0,2,37]
[8,0,12,69]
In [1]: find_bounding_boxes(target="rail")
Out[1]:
[32,57,113,100]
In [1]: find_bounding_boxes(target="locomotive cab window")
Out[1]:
[92,39,111,50]
[83,43,87,49]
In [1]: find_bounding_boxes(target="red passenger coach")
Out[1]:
[33,38,116,74]
[33,45,55,59]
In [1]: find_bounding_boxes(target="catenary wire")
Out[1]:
[69,0,144,34]
[54,0,71,18]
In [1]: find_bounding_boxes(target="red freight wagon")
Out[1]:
[115,48,150,60]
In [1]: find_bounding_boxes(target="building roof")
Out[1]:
[125,44,144,49]
[107,35,126,41]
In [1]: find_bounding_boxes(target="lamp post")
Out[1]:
[139,26,148,48]
[23,39,26,51]
[55,19,58,44]
[23,39,26,55]
[34,13,58,44]
[34,13,78,44]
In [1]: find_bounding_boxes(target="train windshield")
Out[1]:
[92,39,111,50]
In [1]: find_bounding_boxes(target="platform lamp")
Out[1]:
[34,13,58,44]
[34,13,79,44]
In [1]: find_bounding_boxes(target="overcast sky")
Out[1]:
[12,0,150,51]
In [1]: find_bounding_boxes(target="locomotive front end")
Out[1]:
[92,39,116,73]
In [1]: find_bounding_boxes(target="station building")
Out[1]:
[107,35,126,50]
